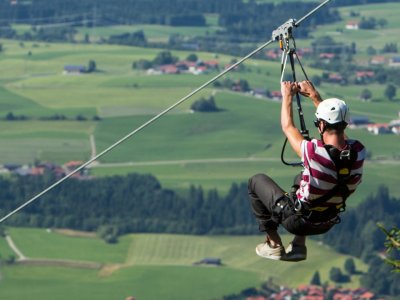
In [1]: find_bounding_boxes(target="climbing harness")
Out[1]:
[0,0,333,224]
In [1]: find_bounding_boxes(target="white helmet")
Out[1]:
[315,98,350,124]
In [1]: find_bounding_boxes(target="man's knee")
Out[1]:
[248,173,268,191]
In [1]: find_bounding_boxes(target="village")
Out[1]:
[246,284,379,300]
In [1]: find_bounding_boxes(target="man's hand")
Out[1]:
[281,81,300,99]
[297,80,322,108]
[298,80,316,97]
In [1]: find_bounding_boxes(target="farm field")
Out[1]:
[0,2,399,299]
[0,228,368,300]
[0,33,399,198]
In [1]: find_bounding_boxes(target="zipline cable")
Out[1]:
[0,0,333,224]
[0,39,274,224]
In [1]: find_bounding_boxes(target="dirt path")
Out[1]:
[5,235,27,261]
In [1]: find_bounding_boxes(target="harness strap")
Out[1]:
[300,144,358,211]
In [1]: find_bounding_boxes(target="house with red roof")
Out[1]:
[346,21,359,30]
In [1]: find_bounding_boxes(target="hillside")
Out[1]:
[0,228,369,300]
[0,1,399,299]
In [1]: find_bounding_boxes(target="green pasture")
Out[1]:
[0,228,368,300]
[7,227,128,263]
[77,23,221,43]
[0,121,93,164]
[0,264,258,300]
[307,2,400,52]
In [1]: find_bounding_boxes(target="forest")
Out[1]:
[0,0,340,42]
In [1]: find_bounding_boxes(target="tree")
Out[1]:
[97,225,119,244]
[377,18,388,29]
[329,267,349,283]
[344,258,356,275]
[360,88,372,101]
[310,271,321,285]
[366,46,376,56]
[377,223,400,272]
[132,59,152,70]
[5,112,16,121]
[384,84,396,101]
[186,53,198,62]
[87,60,96,73]
[190,96,220,112]
[153,51,178,65]
[311,75,322,86]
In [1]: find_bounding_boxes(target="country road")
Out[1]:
[88,157,284,168]
[87,156,400,168]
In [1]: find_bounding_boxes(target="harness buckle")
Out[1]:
[340,149,351,160]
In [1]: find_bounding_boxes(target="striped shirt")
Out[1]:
[297,138,365,208]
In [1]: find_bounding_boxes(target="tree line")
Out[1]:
[0,172,254,235]
[0,0,339,43]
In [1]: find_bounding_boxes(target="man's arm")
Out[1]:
[281,81,304,158]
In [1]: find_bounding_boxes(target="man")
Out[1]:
[248,80,365,261]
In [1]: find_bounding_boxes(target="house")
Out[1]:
[204,60,220,70]
[319,53,336,60]
[265,49,279,59]
[367,123,391,135]
[360,291,376,300]
[193,257,222,266]
[63,65,85,75]
[64,160,87,177]
[269,90,282,100]
[346,21,359,30]
[328,73,344,83]
[158,64,179,74]
[370,56,386,65]
[356,71,375,82]
[349,116,371,128]
[252,88,267,98]
[388,56,400,67]
[389,119,400,134]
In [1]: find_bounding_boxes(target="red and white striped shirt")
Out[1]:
[297,139,365,207]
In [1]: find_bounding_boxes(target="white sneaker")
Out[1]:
[255,242,285,260]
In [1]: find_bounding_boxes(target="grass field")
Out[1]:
[0,4,399,299]
[0,30,399,195]
[0,228,368,300]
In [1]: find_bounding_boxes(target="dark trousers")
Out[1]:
[248,173,334,236]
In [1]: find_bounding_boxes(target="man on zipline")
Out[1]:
[248,80,365,261]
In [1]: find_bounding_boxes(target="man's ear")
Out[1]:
[317,121,324,133]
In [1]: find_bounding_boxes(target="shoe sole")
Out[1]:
[281,254,306,262]
[255,247,282,260]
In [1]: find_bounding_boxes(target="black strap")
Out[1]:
[303,182,350,209]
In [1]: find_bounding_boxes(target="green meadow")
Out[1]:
[0,28,399,197]
[0,228,368,300]
[0,3,399,299]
